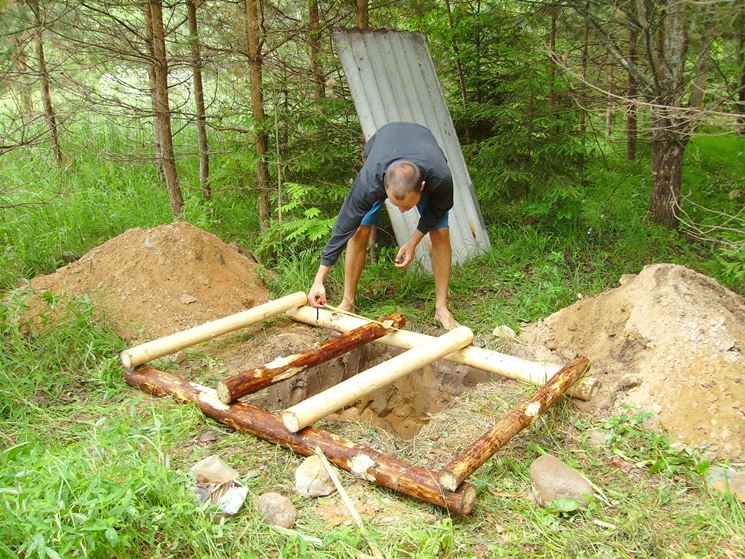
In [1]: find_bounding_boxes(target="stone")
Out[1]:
[529,454,594,507]
[492,325,516,339]
[587,430,610,446]
[257,492,297,528]
[295,455,336,498]
[706,466,745,502]
[180,292,197,304]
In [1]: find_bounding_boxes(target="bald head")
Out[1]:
[384,160,423,201]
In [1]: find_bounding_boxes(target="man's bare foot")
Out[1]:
[337,298,355,313]
[435,308,461,331]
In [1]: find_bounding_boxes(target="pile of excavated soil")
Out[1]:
[508,263,745,461]
[25,222,270,342]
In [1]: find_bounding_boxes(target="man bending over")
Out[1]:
[307,122,459,330]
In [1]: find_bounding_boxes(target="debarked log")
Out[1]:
[125,365,477,515]
[437,355,590,491]
[282,326,474,433]
[288,306,598,401]
[120,292,307,369]
[216,313,406,404]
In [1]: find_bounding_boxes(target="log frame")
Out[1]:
[125,365,476,515]
[216,312,406,404]
[120,295,596,514]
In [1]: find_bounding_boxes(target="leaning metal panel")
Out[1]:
[334,28,491,271]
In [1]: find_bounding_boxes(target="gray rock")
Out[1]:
[529,454,594,507]
[257,492,296,528]
[587,430,610,446]
[706,466,745,502]
[295,455,337,498]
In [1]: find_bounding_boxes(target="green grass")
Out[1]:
[1,126,743,557]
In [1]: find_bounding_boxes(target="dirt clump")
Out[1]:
[24,222,270,342]
[511,263,745,461]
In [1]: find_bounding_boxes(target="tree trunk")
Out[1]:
[245,0,271,231]
[143,3,164,179]
[187,0,211,199]
[650,125,686,228]
[445,0,469,142]
[605,68,614,140]
[28,0,62,164]
[149,0,183,218]
[737,0,745,135]
[11,33,34,114]
[548,6,558,109]
[308,0,325,99]
[627,23,638,159]
[355,0,368,29]
[578,1,589,182]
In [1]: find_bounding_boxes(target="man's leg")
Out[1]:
[340,225,373,312]
[429,227,460,330]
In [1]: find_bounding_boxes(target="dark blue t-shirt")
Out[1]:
[320,122,453,266]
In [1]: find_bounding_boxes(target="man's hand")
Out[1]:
[395,232,424,269]
[394,242,416,269]
[308,281,326,308]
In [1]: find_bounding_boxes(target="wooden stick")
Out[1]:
[216,313,406,404]
[282,326,474,433]
[313,448,384,559]
[288,306,598,400]
[120,292,307,369]
[125,365,477,515]
[437,355,590,491]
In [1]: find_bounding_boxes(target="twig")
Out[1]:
[313,447,384,559]
[269,525,323,546]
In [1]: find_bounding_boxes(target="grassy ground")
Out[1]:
[1,129,743,557]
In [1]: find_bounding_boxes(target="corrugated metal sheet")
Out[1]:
[333,29,491,270]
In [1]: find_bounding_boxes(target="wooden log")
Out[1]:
[216,313,406,404]
[120,291,307,369]
[437,355,590,491]
[282,326,474,433]
[125,365,477,515]
[288,306,598,400]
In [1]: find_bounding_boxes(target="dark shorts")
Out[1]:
[359,194,449,229]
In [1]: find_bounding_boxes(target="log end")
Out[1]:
[438,469,460,493]
[120,350,134,369]
[216,381,234,405]
[282,411,301,433]
[457,483,477,516]
[572,376,598,401]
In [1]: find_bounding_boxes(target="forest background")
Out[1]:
[0,0,744,558]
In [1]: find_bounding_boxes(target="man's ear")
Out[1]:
[419,180,426,192]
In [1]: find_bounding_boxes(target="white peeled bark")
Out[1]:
[282,326,474,432]
[120,292,307,368]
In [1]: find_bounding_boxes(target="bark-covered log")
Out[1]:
[437,355,590,491]
[217,313,406,404]
[125,365,477,514]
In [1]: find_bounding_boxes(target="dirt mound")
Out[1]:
[25,222,270,342]
[513,263,745,461]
